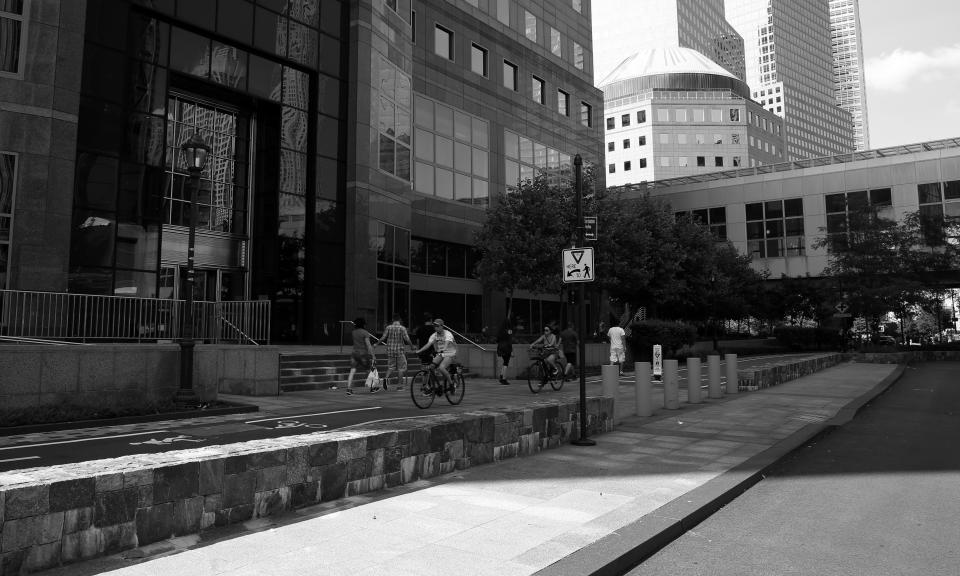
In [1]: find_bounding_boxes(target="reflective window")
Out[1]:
[746,199,803,258]
[524,10,536,42]
[573,42,583,70]
[376,56,412,180]
[580,101,591,127]
[557,89,569,117]
[434,24,453,60]
[550,27,561,57]
[0,153,15,289]
[503,60,517,91]
[531,76,544,104]
[497,0,510,26]
[0,0,26,75]
[471,43,488,76]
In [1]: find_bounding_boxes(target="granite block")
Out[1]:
[284,447,309,485]
[152,463,199,503]
[95,473,124,493]
[137,485,153,508]
[249,450,285,470]
[319,463,347,502]
[49,478,95,512]
[1,549,27,576]
[199,460,224,495]
[122,470,153,488]
[308,442,337,467]
[224,454,253,475]
[419,453,440,479]
[336,438,366,462]
[2,517,35,552]
[288,482,319,509]
[256,466,285,492]
[100,521,137,554]
[399,455,418,484]
[24,540,61,573]
[134,501,175,546]
[93,487,138,527]
[173,496,203,535]
[221,472,255,508]
[253,487,289,518]
[4,485,48,520]
[59,527,101,564]
[365,431,397,451]
[62,506,94,534]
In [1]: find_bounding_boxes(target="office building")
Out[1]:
[725,0,854,160]
[601,47,783,186]
[0,0,605,342]
[830,0,870,151]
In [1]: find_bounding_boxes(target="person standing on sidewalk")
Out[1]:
[560,322,578,378]
[376,313,413,391]
[343,317,377,395]
[607,323,626,376]
[495,317,514,385]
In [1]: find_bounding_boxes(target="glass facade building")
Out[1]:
[0,0,605,342]
[725,0,854,160]
[830,0,869,151]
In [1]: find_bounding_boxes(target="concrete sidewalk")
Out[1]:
[46,361,902,576]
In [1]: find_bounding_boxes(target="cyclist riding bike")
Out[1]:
[416,318,459,390]
[529,325,562,377]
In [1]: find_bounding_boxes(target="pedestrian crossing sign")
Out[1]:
[562,247,594,283]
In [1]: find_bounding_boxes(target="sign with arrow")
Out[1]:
[562,248,594,283]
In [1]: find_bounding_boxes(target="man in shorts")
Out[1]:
[416,318,458,389]
[376,314,413,390]
[607,323,626,376]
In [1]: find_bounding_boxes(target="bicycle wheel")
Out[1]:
[550,368,564,391]
[527,360,547,394]
[446,370,465,405]
[410,370,435,409]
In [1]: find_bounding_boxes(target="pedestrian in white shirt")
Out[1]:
[607,324,626,375]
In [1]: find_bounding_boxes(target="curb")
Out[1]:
[0,401,260,437]
[535,363,907,576]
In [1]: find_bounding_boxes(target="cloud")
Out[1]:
[865,45,960,92]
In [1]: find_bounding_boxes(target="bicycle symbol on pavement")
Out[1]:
[273,420,328,430]
[129,434,205,446]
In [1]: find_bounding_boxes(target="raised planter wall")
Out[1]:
[0,345,279,412]
[0,397,613,574]
[736,353,843,390]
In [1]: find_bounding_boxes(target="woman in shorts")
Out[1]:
[343,317,376,395]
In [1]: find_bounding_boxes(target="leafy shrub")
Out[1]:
[626,320,697,360]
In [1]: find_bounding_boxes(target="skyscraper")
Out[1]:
[593,0,746,83]
[830,0,870,151]
[725,0,854,160]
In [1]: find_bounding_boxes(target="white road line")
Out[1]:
[0,456,40,463]
[245,406,381,424]
[0,430,166,452]
[339,415,434,429]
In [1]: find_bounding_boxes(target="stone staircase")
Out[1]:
[279,351,427,392]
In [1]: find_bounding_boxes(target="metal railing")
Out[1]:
[0,289,270,344]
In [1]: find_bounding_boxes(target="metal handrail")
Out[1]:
[338,320,355,353]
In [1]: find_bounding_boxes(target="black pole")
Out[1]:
[178,167,200,404]
[572,154,595,447]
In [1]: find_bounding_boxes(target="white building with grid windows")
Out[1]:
[830,0,870,151]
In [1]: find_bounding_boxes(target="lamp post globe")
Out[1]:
[177,132,210,405]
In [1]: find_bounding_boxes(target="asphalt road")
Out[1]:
[0,354,799,473]
[627,361,960,576]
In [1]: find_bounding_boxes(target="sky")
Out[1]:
[859,0,960,148]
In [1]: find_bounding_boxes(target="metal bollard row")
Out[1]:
[632,353,739,415]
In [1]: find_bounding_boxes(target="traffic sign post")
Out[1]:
[652,344,662,380]
[584,216,597,241]
[562,247,594,283]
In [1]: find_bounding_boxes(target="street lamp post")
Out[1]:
[178,132,210,404]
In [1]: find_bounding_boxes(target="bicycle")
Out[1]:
[410,361,466,409]
[526,347,564,394]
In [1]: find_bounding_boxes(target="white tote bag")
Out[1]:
[364,367,380,390]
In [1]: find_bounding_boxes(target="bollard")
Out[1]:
[686,357,702,404]
[663,359,680,409]
[707,355,722,399]
[601,364,619,399]
[634,361,652,417]
[724,353,738,394]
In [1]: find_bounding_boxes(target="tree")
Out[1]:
[473,173,579,316]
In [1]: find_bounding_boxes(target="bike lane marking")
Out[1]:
[0,430,167,452]
[0,456,40,464]
[244,406,381,425]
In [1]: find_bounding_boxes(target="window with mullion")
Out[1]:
[0,0,26,77]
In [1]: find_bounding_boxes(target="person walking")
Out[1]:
[376,313,413,391]
[607,323,626,376]
[560,322,578,378]
[342,317,377,395]
[495,317,514,385]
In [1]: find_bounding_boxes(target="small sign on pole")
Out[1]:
[584,216,598,241]
[562,247,595,283]
[652,344,662,379]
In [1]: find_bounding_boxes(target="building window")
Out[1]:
[681,207,727,240]
[638,158,647,168]
[677,134,687,145]
[639,135,646,146]
[606,117,615,130]
[696,133,705,145]
[730,108,740,122]
[503,130,573,191]
[573,42,584,70]
[0,153,16,289]
[710,109,722,122]
[675,109,687,122]
[657,109,669,122]
[572,0,582,13]
[471,44,488,77]
[607,142,614,152]
[637,110,646,123]
[731,133,741,144]
[414,95,490,205]
[714,134,723,145]
[0,0,27,76]
[696,156,705,167]
[621,114,631,127]
[373,222,411,328]
[550,27,561,57]
[624,161,631,171]
[503,60,517,91]
[434,24,453,60]
[608,163,615,174]
[558,89,570,116]
[660,157,670,167]
[659,133,669,144]
[732,156,741,167]
[715,156,723,167]
[747,198,804,259]
[497,0,510,26]
[531,75,545,104]
[524,10,537,42]
[376,58,413,181]
[678,156,688,167]
[917,182,960,244]
[580,102,592,127]
[825,189,895,249]
[622,139,630,149]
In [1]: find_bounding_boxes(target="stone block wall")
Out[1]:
[0,397,613,574]
[737,353,843,390]
[0,345,279,412]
